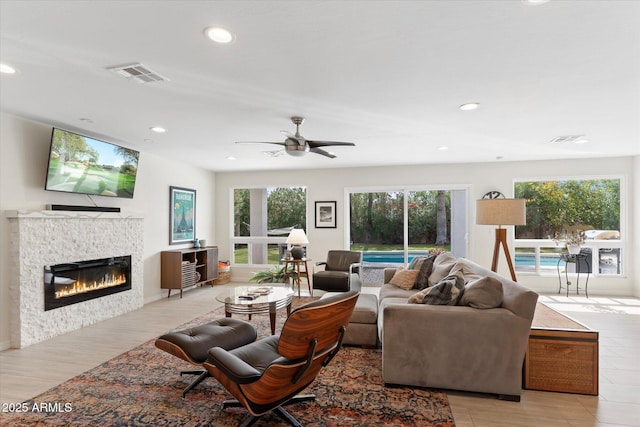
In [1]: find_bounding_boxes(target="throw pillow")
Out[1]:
[409,268,465,305]
[459,276,504,309]
[414,255,436,289]
[427,252,458,287]
[389,268,420,290]
[407,256,425,270]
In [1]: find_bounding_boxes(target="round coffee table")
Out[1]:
[216,285,294,335]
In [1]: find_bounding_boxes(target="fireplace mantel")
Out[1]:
[7,210,144,348]
[6,209,143,220]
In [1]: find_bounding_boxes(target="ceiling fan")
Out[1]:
[236,116,356,158]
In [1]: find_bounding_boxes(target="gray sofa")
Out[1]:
[378,253,538,401]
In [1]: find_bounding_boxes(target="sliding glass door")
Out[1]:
[348,187,468,281]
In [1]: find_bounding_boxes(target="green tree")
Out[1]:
[233,187,307,237]
[267,187,306,230]
[52,131,97,163]
[234,189,250,236]
[515,179,620,239]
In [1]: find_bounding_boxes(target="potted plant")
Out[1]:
[554,230,586,254]
[249,265,291,284]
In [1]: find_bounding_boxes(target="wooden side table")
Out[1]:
[282,258,312,297]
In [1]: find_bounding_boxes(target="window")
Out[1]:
[347,187,468,272]
[514,178,623,275]
[232,187,306,265]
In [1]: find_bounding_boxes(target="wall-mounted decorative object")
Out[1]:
[170,186,196,245]
[315,201,337,228]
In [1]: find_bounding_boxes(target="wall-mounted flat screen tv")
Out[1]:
[45,128,140,198]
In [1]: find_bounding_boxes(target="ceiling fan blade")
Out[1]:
[309,147,337,158]
[307,140,356,148]
[235,141,286,147]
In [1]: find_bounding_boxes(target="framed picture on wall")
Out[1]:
[170,186,196,244]
[315,201,337,228]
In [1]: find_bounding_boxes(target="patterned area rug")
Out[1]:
[1,297,454,426]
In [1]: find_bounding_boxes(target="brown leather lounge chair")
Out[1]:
[203,291,359,427]
[312,250,362,292]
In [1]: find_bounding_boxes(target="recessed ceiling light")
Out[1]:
[204,27,235,44]
[0,63,17,74]
[522,0,550,5]
[574,139,588,144]
[226,156,236,160]
[459,103,480,111]
[438,146,449,151]
[150,126,167,133]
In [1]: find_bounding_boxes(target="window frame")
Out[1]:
[230,185,308,266]
[343,184,470,263]
[513,174,627,277]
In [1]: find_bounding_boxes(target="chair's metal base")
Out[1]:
[179,369,210,398]
[223,394,315,427]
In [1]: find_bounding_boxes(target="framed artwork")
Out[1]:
[315,201,337,228]
[170,186,196,244]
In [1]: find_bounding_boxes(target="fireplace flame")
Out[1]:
[54,273,127,299]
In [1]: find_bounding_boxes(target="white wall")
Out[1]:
[215,157,637,297]
[634,155,640,296]
[0,113,216,349]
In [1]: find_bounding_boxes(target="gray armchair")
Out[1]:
[313,250,362,292]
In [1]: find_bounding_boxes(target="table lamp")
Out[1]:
[286,229,308,260]
[476,193,526,281]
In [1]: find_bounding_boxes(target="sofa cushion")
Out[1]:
[409,268,465,305]
[427,252,458,287]
[388,268,420,290]
[379,282,416,302]
[459,276,504,309]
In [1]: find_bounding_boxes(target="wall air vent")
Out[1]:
[549,135,585,144]
[107,63,168,84]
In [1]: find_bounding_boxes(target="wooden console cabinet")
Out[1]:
[161,247,218,298]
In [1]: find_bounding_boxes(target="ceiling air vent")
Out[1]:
[107,63,168,84]
[549,135,585,144]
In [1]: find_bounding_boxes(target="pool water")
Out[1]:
[362,252,561,267]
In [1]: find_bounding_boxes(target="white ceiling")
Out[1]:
[1,0,639,172]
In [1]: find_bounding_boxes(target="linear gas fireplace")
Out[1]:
[44,256,132,311]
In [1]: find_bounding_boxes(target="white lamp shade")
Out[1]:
[476,199,526,226]
[286,229,309,245]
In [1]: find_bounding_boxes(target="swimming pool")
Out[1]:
[361,251,561,267]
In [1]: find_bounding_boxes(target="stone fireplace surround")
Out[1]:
[7,210,144,348]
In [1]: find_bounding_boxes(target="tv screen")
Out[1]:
[45,128,140,198]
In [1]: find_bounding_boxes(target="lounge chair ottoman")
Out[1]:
[321,292,378,347]
[155,318,257,397]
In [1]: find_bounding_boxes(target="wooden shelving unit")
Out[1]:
[161,247,218,298]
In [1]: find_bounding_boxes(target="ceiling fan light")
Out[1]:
[286,148,308,157]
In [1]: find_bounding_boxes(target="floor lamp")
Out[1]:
[476,197,526,282]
